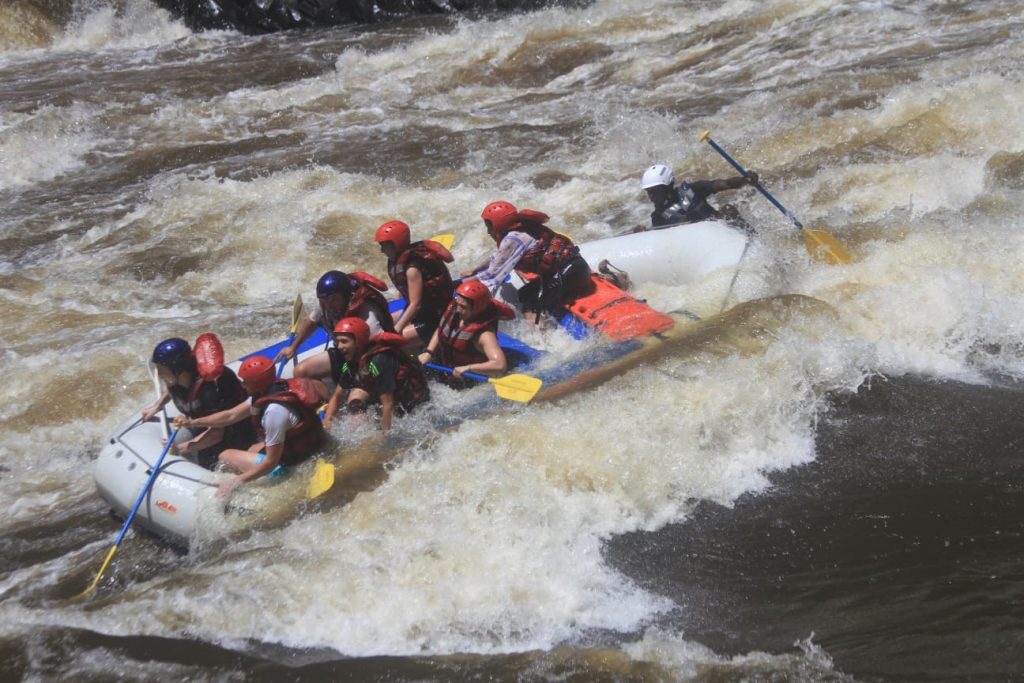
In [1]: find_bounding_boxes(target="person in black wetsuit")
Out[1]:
[638,163,759,232]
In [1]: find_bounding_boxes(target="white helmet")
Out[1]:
[641,164,674,189]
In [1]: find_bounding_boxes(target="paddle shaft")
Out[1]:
[79,428,180,596]
[701,134,804,230]
[425,362,488,383]
[116,428,179,545]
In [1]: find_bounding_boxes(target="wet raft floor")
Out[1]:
[606,375,1024,681]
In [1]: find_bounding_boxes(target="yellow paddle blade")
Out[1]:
[429,233,455,250]
[75,544,119,599]
[488,373,543,403]
[289,293,304,333]
[802,228,851,265]
[305,459,335,499]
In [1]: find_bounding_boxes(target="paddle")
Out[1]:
[699,130,851,265]
[77,428,180,598]
[306,459,335,498]
[425,362,542,402]
[429,233,455,250]
[277,293,305,378]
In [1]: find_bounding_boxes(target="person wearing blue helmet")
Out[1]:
[143,334,256,469]
[273,269,395,381]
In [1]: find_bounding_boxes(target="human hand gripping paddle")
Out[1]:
[424,362,542,403]
[76,427,181,598]
[699,130,851,265]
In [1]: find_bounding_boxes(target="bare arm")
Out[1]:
[181,400,250,429]
[417,327,442,365]
[453,330,506,378]
[709,171,758,193]
[392,266,424,333]
[323,384,345,430]
[141,388,171,422]
[378,392,395,432]
[274,317,317,363]
[215,442,284,498]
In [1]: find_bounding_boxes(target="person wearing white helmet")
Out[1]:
[639,163,759,231]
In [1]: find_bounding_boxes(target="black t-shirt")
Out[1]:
[336,352,399,398]
[651,180,720,228]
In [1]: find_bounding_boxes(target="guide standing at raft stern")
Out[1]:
[638,163,759,232]
[176,356,327,499]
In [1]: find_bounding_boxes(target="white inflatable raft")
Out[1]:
[93,219,750,546]
[578,220,749,286]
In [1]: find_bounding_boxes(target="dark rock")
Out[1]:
[153,0,589,34]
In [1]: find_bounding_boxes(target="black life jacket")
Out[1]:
[168,369,248,419]
[651,183,720,227]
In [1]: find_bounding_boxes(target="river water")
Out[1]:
[2,1,1023,680]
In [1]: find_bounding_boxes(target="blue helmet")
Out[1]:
[151,338,193,373]
[316,270,352,298]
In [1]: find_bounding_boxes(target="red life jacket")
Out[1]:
[436,298,516,367]
[509,215,578,276]
[387,240,455,316]
[193,332,225,381]
[349,333,430,410]
[251,378,324,466]
[317,272,396,335]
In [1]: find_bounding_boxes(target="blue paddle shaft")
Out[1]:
[113,428,179,547]
[703,136,804,230]
[425,361,487,383]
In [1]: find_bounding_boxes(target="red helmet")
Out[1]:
[333,317,370,349]
[374,220,410,251]
[481,201,519,235]
[455,279,491,315]
[238,355,276,394]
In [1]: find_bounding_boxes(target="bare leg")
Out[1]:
[218,447,262,473]
[293,349,332,380]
